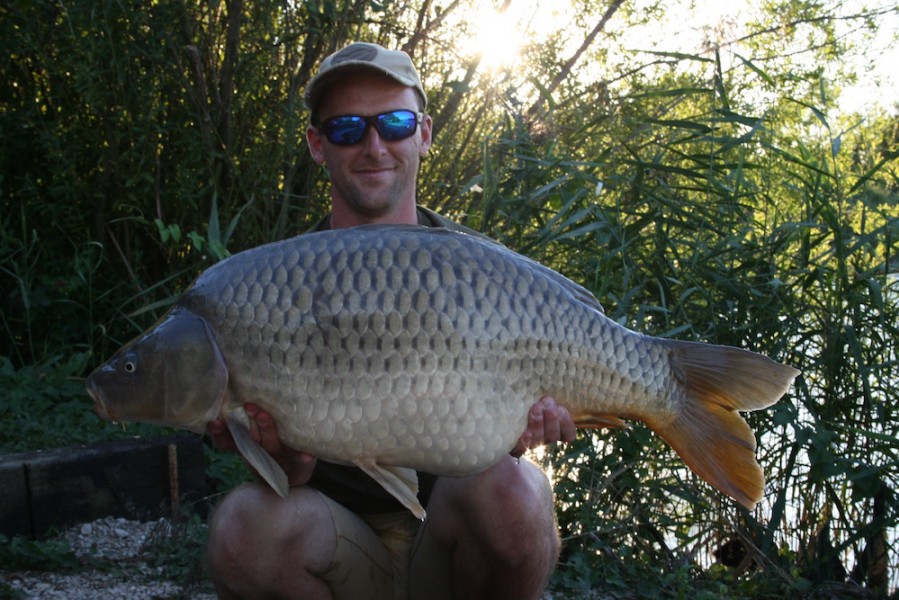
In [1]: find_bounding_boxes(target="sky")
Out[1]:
[457,0,899,115]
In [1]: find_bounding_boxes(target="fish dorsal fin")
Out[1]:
[226,414,289,498]
[353,458,426,520]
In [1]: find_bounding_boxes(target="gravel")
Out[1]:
[1,517,598,599]
[1,516,215,600]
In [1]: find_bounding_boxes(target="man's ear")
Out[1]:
[419,113,433,156]
[307,125,326,164]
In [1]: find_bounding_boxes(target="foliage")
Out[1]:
[0,533,81,572]
[1,0,898,597]
[142,512,211,586]
[0,353,167,452]
[204,443,254,495]
[0,583,24,600]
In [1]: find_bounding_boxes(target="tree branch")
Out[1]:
[527,0,625,119]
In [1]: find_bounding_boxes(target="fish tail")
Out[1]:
[650,340,799,510]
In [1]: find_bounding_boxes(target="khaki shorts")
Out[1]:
[316,492,455,600]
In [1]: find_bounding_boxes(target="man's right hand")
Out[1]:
[208,403,317,488]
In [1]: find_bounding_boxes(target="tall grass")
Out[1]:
[443,70,899,595]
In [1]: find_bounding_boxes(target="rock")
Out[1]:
[0,516,216,599]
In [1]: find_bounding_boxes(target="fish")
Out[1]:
[86,224,799,518]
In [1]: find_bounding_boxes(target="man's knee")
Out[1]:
[490,460,559,560]
[433,458,559,561]
[206,483,337,593]
[425,459,559,599]
[206,483,273,580]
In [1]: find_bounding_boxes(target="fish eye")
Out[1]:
[121,353,138,374]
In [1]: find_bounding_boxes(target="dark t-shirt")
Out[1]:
[304,206,482,514]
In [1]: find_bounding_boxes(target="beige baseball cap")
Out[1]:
[304,42,427,116]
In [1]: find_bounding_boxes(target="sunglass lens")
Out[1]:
[324,116,366,145]
[376,110,418,140]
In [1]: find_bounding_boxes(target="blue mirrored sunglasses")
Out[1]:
[318,109,423,146]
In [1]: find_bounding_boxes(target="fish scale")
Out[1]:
[87,224,799,518]
[199,229,591,465]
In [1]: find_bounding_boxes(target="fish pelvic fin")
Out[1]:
[655,341,800,510]
[572,412,629,430]
[353,458,426,520]
[226,414,289,499]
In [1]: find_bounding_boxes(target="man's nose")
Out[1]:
[360,123,387,154]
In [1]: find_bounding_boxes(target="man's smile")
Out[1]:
[354,164,396,176]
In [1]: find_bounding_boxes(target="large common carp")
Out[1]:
[87,225,798,518]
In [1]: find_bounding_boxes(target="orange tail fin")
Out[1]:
[649,340,799,509]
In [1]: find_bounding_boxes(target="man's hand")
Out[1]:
[208,403,316,487]
[511,396,577,458]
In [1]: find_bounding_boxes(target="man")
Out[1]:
[205,42,577,600]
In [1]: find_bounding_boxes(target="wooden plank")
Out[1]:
[0,462,30,537]
[0,434,207,538]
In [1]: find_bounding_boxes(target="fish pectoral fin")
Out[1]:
[572,411,630,430]
[226,415,289,499]
[353,458,426,521]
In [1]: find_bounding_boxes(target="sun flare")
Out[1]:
[460,7,523,71]
[454,2,580,76]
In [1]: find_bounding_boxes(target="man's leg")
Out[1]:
[206,483,397,600]
[412,456,559,600]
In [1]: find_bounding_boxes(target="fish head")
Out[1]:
[86,308,228,434]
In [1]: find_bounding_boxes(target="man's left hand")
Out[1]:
[511,396,577,457]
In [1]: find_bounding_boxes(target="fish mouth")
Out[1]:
[86,378,112,421]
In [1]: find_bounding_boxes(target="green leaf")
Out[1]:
[735,53,776,86]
